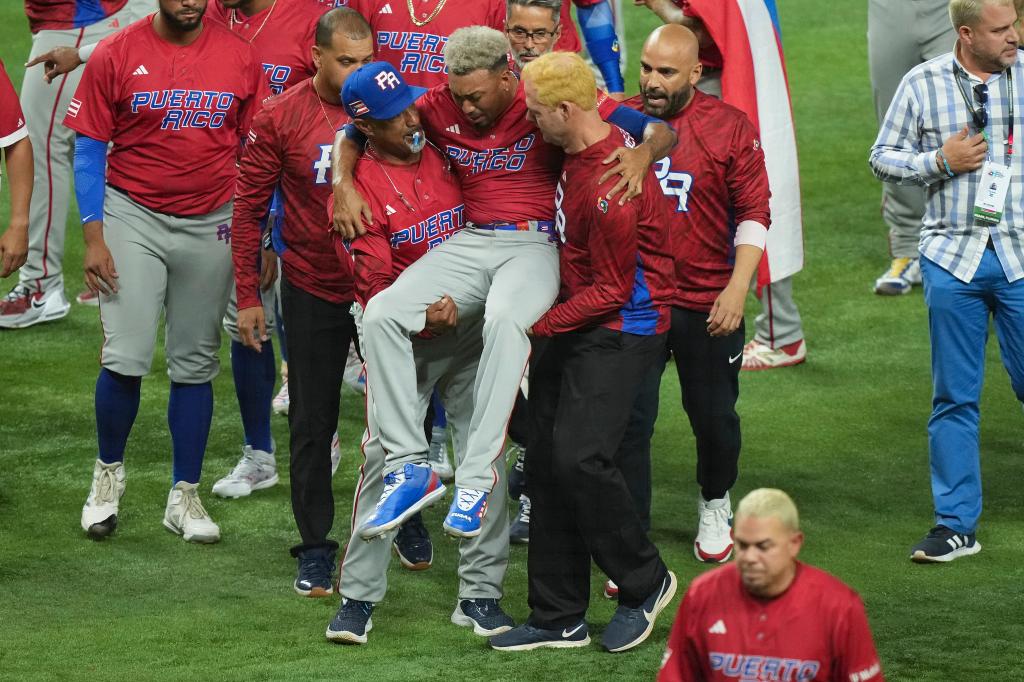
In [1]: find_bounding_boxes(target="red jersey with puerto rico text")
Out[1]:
[658,562,885,682]
[343,143,465,306]
[63,15,269,216]
[25,0,128,33]
[234,77,353,309]
[0,60,29,148]
[347,0,505,88]
[206,0,324,96]
[627,90,770,313]
[531,125,673,337]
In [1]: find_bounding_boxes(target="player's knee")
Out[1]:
[102,351,154,379]
[167,353,220,384]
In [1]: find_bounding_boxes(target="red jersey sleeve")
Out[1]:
[0,60,27,147]
[657,589,705,682]
[533,194,638,336]
[232,107,283,310]
[350,215,397,307]
[486,0,507,31]
[64,41,120,142]
[726,114,771,228]
[832,594,885,682]
[238,56,272,141]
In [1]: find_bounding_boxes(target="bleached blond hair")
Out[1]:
[520,51,596,110]
[444,26,511,76]
[735,488,800,532]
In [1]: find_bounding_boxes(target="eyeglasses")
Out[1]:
[506,26,558,43]
[973,83,989,129]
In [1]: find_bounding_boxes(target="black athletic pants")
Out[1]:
[615,306,743,525]
[281,273,358,556]
[526,327,669,628]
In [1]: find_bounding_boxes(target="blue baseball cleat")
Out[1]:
[358,463,446,540]
[443,487,488,538]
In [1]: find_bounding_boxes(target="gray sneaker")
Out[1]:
[212,444,277,498]
[427,425,454,481]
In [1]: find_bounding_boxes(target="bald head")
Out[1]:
[639,24,702,119]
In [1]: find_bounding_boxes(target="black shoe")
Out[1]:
[910,525,981,563]
[507,442,526,500]
[294,546,336,597]
[490,621,590,651]
[509,494,530,544]
[601,571,677,653]
[451,598,515,636]
[393,512,433,570]
[326,598,374,645]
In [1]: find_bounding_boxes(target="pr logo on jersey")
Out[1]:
[653,156,694,213]
[216,223,231,244]
[313,145,332,185]
[375,70,401,90]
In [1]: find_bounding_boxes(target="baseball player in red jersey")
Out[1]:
[0,59,33,280]
[489,51,676,654]
[331,27,675,543]
[228,7,372,593]
[346,0,506,87]
[68,0,269,543]
[658,489,885,682]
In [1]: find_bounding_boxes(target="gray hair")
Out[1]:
[507,0,563,22]
[444,26,511,76]
[949,0,1015,30]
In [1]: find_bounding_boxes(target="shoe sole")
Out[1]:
[694,542,733,563]
[85,515,118,540]
[604,572,678,653]
[742,356,806,371]
[911,542,982,563]
[443,521,483,539]
[451,609,513,637]
[162,519,220,544]
[295,582,335,598]
[0,302,71,329]
[392,543,432,571]
[874,283,912,296]
[358,483,447,540]
[212,473,280,499]
[491,636,591,651]
[326,620,372,645]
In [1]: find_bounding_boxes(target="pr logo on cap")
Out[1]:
[374,70,401,90]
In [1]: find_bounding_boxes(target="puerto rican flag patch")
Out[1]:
[348,99,369,116]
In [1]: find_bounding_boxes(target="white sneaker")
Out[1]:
[212,444,278,498]
[331,431,341,476]
[343,346,366,394]
[741,338,806,371]
[0,284,71,329]
[81,459,126,539]
[427,425,454,481]
[874,257,921,296]
[694,492,734,563]
[163,482,220,543]
[272,380,289,415]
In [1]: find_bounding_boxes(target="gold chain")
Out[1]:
[406,0,447,27]
[312,78,343,133]
[229,0,277,43]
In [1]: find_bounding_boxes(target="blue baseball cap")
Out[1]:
[341,62,427,120]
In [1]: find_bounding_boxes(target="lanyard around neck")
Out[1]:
[954,65,1014,160]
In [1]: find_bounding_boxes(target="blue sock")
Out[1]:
[231,339,275,452]
[168,381,213,485]
[431,389,447,429]
[95,368,141,464]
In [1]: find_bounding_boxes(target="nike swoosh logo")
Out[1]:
[562,623,584,638]
[729,352,743,364]
[31,298,47,310]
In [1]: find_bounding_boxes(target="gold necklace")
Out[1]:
[312,77,343,133]
[406,0,446,27]
[229,0,277,43]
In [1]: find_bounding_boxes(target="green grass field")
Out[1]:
[2,2,1023,680]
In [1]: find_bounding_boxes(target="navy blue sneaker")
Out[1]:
[451,598,515,636]
[910,525,981,563]
[358,463,446,540]
[443,487,488,538]
[326,598,374,645]
[507,442,526,500]
[393,513,433,571]
[294,546,336,598]
[509,494,530,544]
[490,621,590,651]
[601,571,677,653]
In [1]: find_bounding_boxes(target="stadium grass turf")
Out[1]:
[2,3,1023,680]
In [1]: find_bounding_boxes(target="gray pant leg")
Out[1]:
[753,276,803,348]
[163,202,234,384]
[223,282,277,342]
[98,189,167,376]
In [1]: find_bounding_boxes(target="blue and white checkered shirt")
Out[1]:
[870,47,1024,283]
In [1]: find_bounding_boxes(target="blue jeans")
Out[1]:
[921,251,1024,534]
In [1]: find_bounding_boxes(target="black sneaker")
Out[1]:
[294,546,336,597]
[601,571,677,653]
[326,598,374,645]
[910,525,981,563]
[490,621,590,651]
[509,494,530,544]
[393,512,433,570]
[451,598,515,636]
[507,442,527,500]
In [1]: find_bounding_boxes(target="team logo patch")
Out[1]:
[597,197,609,213]
[349,99,369,116]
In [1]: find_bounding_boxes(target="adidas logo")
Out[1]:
[708,619,727,635]
[132,65,149,76]
[445,124,461,135]
[378,3,392,13]
[17,117,24,127]
[66,98,82,117]
[385,204,397,216]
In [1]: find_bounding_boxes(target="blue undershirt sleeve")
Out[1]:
[578,1,624,94]
[606,105,662,141]
[74,134,108,224]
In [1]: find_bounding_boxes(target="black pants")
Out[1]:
[526,327,669,628]
[281,273,358,555]
[616,306,743,526]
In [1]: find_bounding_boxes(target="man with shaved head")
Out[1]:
[609,24,770,596]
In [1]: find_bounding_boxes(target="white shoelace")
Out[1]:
[92,465,119,505]
[181,488,211,520]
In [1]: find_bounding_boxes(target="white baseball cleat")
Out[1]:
[427,425,454,481]
[163,482,220,543]
[0,284,71,329]
[81,459,126,539]
[212,444,277,498]
[694,492,734,563]
[272,380,289,415]
[741,338,806,371]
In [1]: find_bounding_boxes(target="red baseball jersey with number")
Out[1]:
[0,60,29,148]
[627,90,770,313]
[234,78,354,309]
[675,0,724,69]
[346,0,505,88]
[24,0,128,33]
[416,83,618,225]
[658,562,885,682]
[553,0,603,54]
[340,143,464,305]
[64,16,269,216]
[532,125,673,337]
[206,0,324,96]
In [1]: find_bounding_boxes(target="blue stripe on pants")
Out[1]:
[921,251,1024,534]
